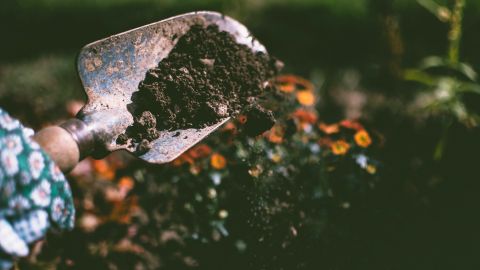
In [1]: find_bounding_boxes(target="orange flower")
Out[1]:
[339,119,364,131]
[268,132,283,144]
[109,196,139,224]
[172,154,194,166]
[318,137,333,147]
[210,153,227,170]
[172,157,185,166]
[296,90,315,106]
[330,140,350,155]
[275,75,315,93]
[118,176,135,191]
[222,122,237,132]
[278,83,295,93]
[92,159,115,181]
[92,159,108,173]
[318,123,340,134]
[354,130,372,148]
[171,144,211,166]
[188,144,212,159]
[265,126,284,144]
[292,109,317,124]
[237,115,247,124]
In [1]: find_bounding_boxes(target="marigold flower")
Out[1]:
[339,119,364,131]
[109,196,139,224]
[189,144,212,159]
[292,109,317,124]
[210,153,227,170]
[92,159,115,181]
[172,154,194,166]
[296,90,315,106]
[92,159,108,173]
[172,157,185,166]
[275,75,315,93]
[237,115,247,124]
[279,83,295,93]
[318,137,333,147]
[366,164,377,174]
[265,126,284,144]
[118,176,135,191]
[354,130,372,148]
[330,140,350,155]
[318,123,340,134]
[268,132,283,144]
[222,122,237,132]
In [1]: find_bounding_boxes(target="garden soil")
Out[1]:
[118,24,280,151]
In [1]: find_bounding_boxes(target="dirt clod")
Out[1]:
[137,139,152,154]
[243,105,276,137]
[120,24,280,152]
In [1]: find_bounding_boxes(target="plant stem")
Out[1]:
[448,0,465,64]
[434,119,452,161]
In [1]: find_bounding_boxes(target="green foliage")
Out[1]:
[400,0,480,160]
[0,54,84,127]
[405,56,480,127]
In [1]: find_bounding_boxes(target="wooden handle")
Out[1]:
[33,126,80,173]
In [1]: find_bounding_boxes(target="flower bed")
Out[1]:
[20,75,380,269]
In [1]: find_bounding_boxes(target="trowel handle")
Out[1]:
[33,119,95,173]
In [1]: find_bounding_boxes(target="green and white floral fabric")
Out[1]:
[0,108,75,269]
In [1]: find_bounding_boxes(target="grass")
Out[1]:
[0,54,84,126]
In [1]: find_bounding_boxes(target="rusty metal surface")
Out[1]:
[76,11,267,164]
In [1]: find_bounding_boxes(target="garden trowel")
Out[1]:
[33,11,267,172]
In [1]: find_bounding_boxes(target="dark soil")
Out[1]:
[120,24,281,152]
[243,104,276,137]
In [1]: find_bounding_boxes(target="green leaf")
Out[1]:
[456,62,478,81]
[455,82,480,95]
[403,69,437,86]
[419,56,448,70]
[417,0,451,22]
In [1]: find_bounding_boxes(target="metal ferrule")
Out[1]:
[60,118,95,160]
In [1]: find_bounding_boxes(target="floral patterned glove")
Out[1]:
[0,108,75,269]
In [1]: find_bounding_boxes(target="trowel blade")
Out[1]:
[76,11,266,163]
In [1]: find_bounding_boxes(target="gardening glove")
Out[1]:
[0,108,75,269]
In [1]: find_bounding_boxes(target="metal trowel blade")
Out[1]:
[76,11,267,163]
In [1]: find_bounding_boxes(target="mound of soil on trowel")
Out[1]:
[119,24,281,152]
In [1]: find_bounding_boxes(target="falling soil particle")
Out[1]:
[121,24,281,152]
[243,104,276,137]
